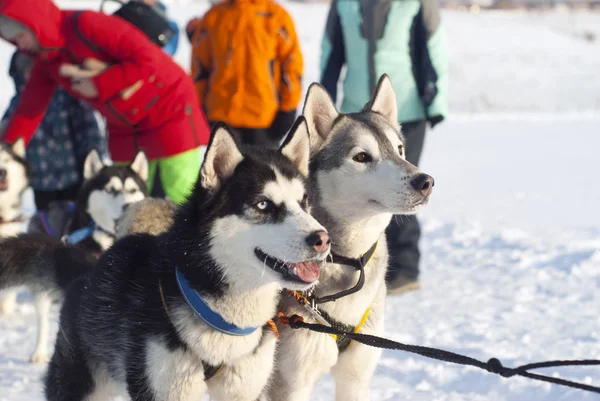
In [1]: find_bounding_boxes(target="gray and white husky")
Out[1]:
[0,148,148,364]
[267,75,435,401]
[43,121,331,401]
[0,138,28,240]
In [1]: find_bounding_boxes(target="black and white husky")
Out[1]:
[0,148,148,364]
[0,138,28,239]
[267,75,435,401]
[44,121,331,401]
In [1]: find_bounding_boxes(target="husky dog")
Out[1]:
[44,120,331,401]
[0,149,149,364]
[0,138,29,240]
[267,75,435,401]
[0,138,29,323]
[26,148,149,254]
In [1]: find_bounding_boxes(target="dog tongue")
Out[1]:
[293,261,320,283]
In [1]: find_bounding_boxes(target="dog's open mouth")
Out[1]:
[254,249,320,284]
[0,179,7,191]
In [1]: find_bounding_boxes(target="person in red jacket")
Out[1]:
[0,0,210,203]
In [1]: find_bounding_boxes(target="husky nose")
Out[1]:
[411,174,434,197]
[306,231,330,253]
[0,168,6,179]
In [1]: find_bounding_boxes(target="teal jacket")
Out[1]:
[320,0,448,126]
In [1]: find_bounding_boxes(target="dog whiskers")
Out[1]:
[261,257,267,278]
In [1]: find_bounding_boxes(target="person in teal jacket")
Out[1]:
[320,0,448,295]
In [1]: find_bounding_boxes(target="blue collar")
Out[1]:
[62,221,111,245]
[175,268,258,336]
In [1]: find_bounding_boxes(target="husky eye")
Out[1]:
[127,188,137,195]
[105,187,117,195]
[255,200,275,213]
[352,152,372,163]
[299,194,309,209]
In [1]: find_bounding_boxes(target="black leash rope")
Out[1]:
[280,315,600,394]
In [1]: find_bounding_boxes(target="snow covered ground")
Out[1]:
[1,2,599,401]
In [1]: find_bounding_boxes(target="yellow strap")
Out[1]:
[366,242,378,265]
[329,307,371,342]
[158,280,171,316]
[354,307,371,333]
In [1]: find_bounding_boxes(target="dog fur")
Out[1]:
[44,120,331,401]
[116,197,178,238]
[266,75,435,401]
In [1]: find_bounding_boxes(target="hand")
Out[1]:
[71,78,98,99]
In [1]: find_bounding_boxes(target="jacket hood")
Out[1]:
[0,0,64,58]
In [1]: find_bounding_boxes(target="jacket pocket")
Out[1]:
[105,76,161,126]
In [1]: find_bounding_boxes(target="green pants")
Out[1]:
[118,147,205,204]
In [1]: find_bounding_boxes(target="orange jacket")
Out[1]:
[190,0,303,129]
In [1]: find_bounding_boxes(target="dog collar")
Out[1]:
[329,242,378,270]
[175,268,258,336]
[309,241,379,305]
[62,221,113,245]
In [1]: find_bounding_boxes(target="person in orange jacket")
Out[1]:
[189,0,303,148]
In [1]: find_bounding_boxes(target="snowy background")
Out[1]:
[1,1,599,400]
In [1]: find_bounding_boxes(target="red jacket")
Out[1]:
[0,0,209,161]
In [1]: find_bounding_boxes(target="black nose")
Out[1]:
[410,174,434,197]
[305,230,331,253]
[122,203,131,213]
[0,168,7,179]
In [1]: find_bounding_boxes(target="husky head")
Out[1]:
[77,149,148,235]
[0,138,29,222]
[170,119,330,294]
[303,74,434,223]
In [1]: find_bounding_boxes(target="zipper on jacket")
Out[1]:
[226,30,233,66]
[268,60,280,105]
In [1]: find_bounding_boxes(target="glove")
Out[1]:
[428,115,444,129]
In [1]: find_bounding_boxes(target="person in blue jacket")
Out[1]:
[320,0,448,295]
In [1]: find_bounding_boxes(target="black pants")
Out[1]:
[34,183,81,212]
[385,120,427,280]
[208,110,296,149]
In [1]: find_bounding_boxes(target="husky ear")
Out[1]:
[366,74,399,128]
[200,123,244,192]
[83,148,105,180]
[302,83,339,154]
[280,117,310,177]
[129,150,149,182]
[11,137,25,158]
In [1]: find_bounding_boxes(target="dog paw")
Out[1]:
[30,352,50,364]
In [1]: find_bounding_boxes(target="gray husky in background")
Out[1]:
[0,149,148,364]
[267,75,434,401]
[44,120,331,401]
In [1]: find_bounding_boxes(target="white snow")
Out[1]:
[1,2,599,401]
